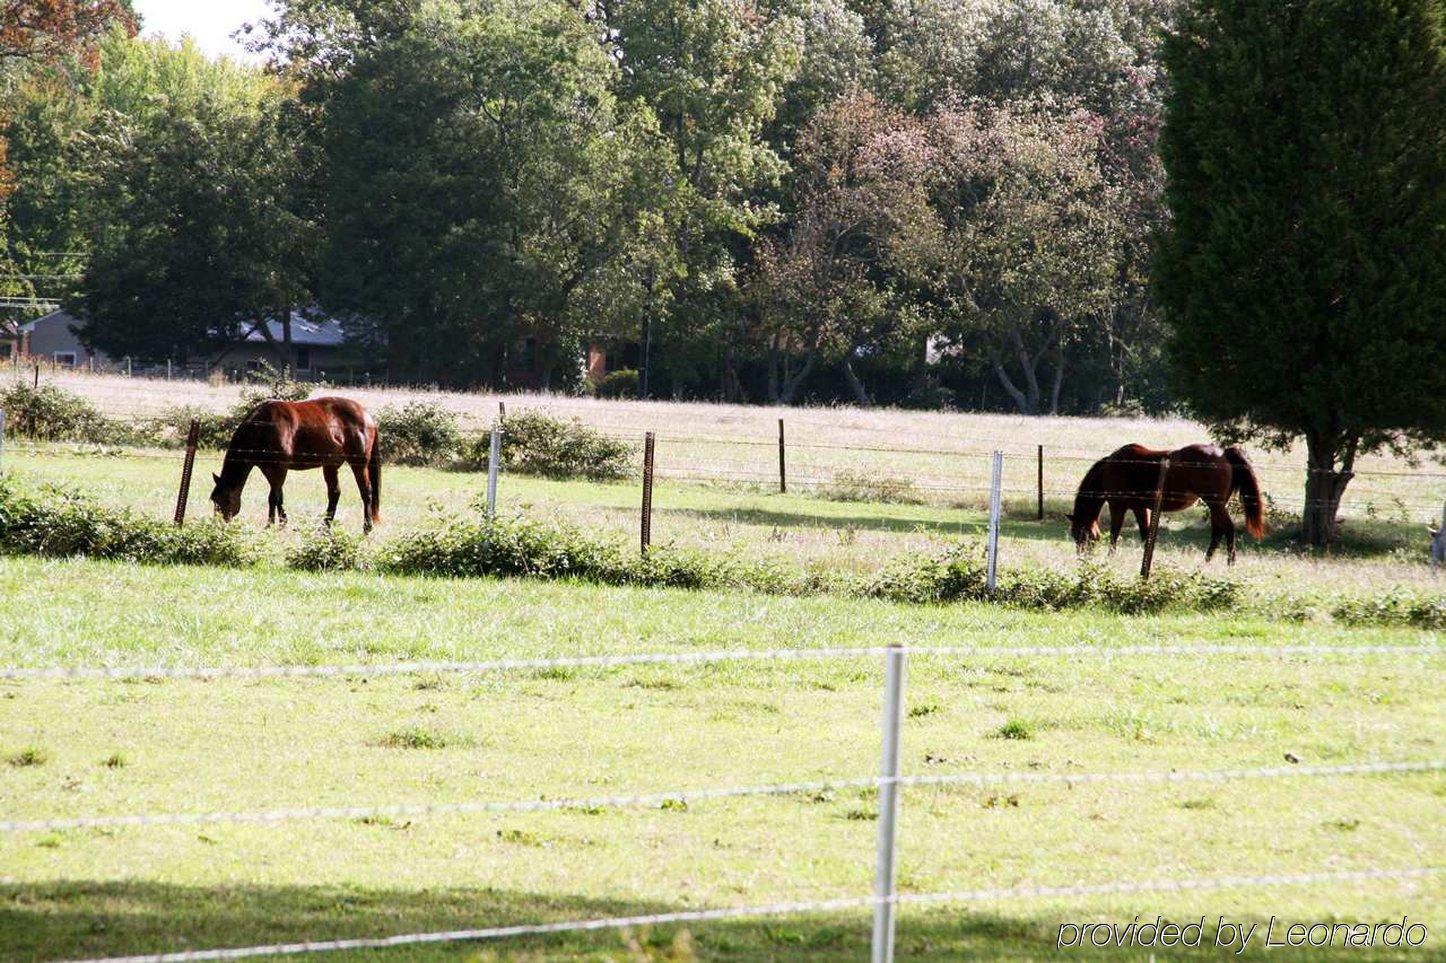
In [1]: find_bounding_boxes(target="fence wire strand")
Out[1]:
[55,867,1441,963]
[5,761,1439,835]
[1,642,1437,682]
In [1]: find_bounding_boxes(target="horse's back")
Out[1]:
[233,397,376,466]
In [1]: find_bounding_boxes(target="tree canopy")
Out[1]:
[1158,0,1446,544]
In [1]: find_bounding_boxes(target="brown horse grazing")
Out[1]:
[1066,443,1264,564]
[210,397,381,533]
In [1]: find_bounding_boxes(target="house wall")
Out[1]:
[26,317,107,367]
[212,344,362,377]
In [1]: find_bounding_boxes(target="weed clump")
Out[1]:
[376,402,461,467]
[462,411,635,481]
[0,478,261,567]
[822,470,922,505]
[285,523,364,572]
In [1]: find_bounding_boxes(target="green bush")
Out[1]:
[822,470,922,505]
[594,368,639,399]
[0,478,261,567]
[464,411,635,481]
[376,402,461,467]
[146,405,234,449]
[861,542,1240,614]
[0,383,127,443]
[285,523,364,572]
[1330,591,1445,630]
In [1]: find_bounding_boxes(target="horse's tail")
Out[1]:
[367,433,382,524]
[1225,446,1264,539]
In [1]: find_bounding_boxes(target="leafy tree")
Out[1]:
[315,0,677,386]
[1158,0,1446,545]
[601,0,803,396]
[892,102,1117,414]
[68,36,311,361]
[0,0,132,68]
[754,91,907,403]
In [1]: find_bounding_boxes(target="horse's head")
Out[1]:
[211,472,241,521]
[1066,512,1100,553]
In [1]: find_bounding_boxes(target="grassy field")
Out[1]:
[0,372,1442,961]
[0,556,1441,961]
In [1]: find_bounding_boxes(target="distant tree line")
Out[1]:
[2,0,1442,545]
[2,0,1179,413]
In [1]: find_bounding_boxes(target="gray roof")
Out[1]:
[18,309,76,334]
[20,309,348,348]
[241,311,348,348]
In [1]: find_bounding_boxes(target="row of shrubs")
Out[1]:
[4,476,1440,625]
[1,380,637,482]
[0,476,1260,618]
[0,379,931,502]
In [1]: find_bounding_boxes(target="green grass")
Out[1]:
[0,412,1441,960]
[0,554,1440,961]
[5,443,1441,607]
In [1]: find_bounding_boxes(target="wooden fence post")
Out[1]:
[1036,444,1044,521]
[640,431,655,554]
[499,401,506,423]
[778,418,787,494]
[1140,456,1170,579]
[174,418,200,527]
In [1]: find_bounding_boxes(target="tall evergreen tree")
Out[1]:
[1158,0,1446,545]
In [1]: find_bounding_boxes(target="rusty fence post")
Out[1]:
[1140,456,1170,579]
[174,418,201,526]
[640,431,655,554]
[1036,444,1044,521]
[778,418,787,494]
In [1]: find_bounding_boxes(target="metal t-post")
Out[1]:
[486,425,502,517]
[871,644,908,963]
[1141,456,1171,579]
[173,419,200,526]
[986,450,1004,592]
[640,432,656,553]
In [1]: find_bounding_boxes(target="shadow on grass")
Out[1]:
[1,880,1425,962]
[665,495,1428,564]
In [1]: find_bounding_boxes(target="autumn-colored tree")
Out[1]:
[0,1,133,69]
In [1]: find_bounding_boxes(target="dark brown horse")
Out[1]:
[1066,443,1264,564]
[210,398,381,533]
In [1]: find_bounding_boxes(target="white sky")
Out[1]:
[131,0,273,63]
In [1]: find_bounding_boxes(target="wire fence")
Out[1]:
[6,641,1442,962]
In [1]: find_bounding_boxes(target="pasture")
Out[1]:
[0,372,1442,961]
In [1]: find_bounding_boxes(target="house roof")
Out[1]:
[18,309,75,334]
[240,312,348,348]
[20,309,349,348]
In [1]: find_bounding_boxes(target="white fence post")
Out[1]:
[871,643,908,963]
[986,450,1004,592]
[486,424,502,517]
[0,409,6,474]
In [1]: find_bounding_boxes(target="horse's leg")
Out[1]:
[259,466,287,527]
[1107,502,1126,555]
[348,459,373,534]
[1132,506,1150,544]
[1204,500,1226,563]
[323,465,341,526]
[1219,504,1238,565]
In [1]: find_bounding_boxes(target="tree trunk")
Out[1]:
[842,355,870,406]
[778,352,815,404]
[1048,341,1065,416]
[989,352,1034,414]
[1301,433,1356,548]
